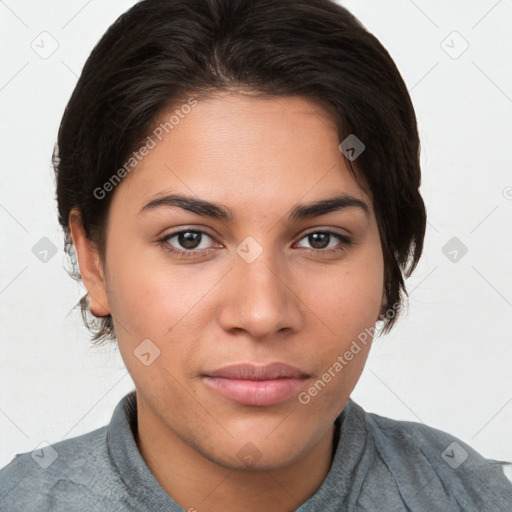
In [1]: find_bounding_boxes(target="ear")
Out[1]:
[69,208,111,317]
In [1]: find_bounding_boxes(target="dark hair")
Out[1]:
[54,0,426,345]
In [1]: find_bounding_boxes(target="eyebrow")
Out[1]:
[138,192,369,222]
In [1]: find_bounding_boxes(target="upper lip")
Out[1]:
[203,362,309,380]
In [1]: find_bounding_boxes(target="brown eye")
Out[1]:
[296,231,352,252]
[177,231,203,249]
[307,232,330,249]
[159,229,217,258]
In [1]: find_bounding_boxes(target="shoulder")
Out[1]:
[0,425,122,512]
[347,399,512,511]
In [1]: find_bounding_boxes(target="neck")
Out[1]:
[136,399,336,512]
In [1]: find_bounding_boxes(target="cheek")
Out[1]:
[301,255,383,335]
[294,250,383,403]
[296,266,380,415]
[105,253,206,395]
[104,244,220,384]
[105,242,216,338]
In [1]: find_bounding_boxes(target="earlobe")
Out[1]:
[68,208,111,317]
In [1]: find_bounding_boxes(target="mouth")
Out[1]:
[201,362,310,406]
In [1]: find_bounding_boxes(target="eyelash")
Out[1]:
[158,229,354,259]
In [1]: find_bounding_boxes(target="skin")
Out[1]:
[69,91,386,512]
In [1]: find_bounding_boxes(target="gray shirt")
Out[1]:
[1,390,511,511]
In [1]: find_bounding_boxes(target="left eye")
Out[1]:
[296,231,351,251]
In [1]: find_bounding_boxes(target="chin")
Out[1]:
[201,429,316,472]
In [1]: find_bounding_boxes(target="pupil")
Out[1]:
[310,232,329,249]
[180,231,200,249]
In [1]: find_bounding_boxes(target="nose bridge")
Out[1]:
[218,237,302,338]
[241,246,282,301]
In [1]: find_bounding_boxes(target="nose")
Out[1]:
[216,248,304,340]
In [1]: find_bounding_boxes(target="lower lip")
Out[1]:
[202,376,307,406]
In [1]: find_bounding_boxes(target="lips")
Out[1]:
[202,363,310,406]
[204,362,308,380]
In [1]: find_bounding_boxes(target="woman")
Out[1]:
[1,0,511,510]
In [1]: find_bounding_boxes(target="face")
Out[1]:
[84,92,385,470]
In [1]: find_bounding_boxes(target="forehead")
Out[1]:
[108,93,372,218]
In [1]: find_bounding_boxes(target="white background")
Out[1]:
[1,0,511,469]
